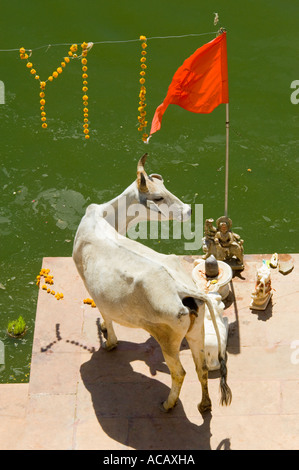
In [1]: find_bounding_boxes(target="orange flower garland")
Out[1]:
[36,268,64,301]
[81,42,90,139]
[19,42,92,139]
[138,36,148,142]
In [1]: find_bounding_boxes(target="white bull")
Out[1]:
[73,153,232,413]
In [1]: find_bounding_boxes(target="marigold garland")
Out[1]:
[138,36,148,142]
[19,42,92,139]
[36,268,64,301]
[83,298,96,308]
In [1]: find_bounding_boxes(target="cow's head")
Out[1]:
[136,153,191,222]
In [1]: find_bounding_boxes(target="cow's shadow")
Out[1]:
[80,326,230,450]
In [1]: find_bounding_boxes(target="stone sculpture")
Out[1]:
[202,216,244,270]
[250,262,272,310]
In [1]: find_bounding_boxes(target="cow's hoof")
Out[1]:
[198,401,212,414]
[104,341,118,351]
[159,400,177,413]
[159,401,171,413]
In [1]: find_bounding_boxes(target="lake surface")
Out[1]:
[0,0,298,382]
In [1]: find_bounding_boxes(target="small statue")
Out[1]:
[202,219,218,259]
[250,262,272,310]
[202,216,244,270]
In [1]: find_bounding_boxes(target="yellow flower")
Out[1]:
[64,57,70,63]
[57,67,63,74]
[40,92,45,98]
[82,86,88,92]
[19,47,26,54]
[81,42,88,49]
[81,58,87,65]
[139,78,145,84]
[85,134,90,140]
[42,123,48,129]
[42,284,47,290]
[52,71,58,78]
[61,61,66,67]
[141,42,147,49]
[26,62,33,68]
[82,66,88,72]
[40,81,46,89]
[82,94,88,101]
[30,68,36,75]
[140,35,147,41]
[84,128,89,134]
[48,76,54,82]
[40,99,45,105]
[70,44,78,52]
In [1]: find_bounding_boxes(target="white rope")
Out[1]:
[0,31,216,53]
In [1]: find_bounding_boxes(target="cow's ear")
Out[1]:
[137,171,148,193]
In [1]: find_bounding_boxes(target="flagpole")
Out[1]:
[224,102,229,216]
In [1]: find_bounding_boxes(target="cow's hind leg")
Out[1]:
[100,313,118,351]
[149,326,186,412]
[185,320,212,414]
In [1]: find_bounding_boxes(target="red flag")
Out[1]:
[150,32,228,136]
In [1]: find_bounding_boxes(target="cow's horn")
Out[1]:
[137,153,148,192]
[137,153,148,172]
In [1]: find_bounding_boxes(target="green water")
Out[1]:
[0,0,298,382]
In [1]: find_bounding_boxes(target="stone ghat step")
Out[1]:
[0,253,298,450]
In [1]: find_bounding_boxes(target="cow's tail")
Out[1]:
[194,292,232,407]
